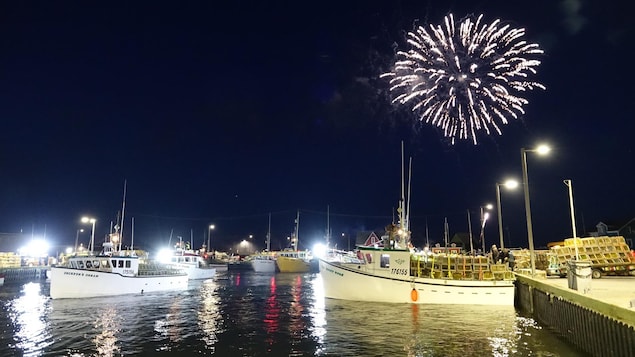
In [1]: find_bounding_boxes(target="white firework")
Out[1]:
[381,14,545,144]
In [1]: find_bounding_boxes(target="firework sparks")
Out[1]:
[381,14,545,144]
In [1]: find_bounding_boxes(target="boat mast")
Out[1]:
[425,216,430,248]
[400,141,406,231]
[444,217,449,248]
[131,217,135,250]
[406,156,412,236]
[293,210,300,251]
[326,205,330,248]
[119,179,127,252]
[266,212,271,252]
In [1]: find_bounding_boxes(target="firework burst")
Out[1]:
[381,14,545,144]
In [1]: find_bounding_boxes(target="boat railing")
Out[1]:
[138,260,185,276]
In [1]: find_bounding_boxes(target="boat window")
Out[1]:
[118,260,124,268]
[85,260,93,268]
[126,260,131,268]
[365,253,373,263]
[111,259,117,267]
[77,260,84,268]
[93,260,100,268]
[380,254,390,268]
[70,261,78,268]
[101,259,110,268]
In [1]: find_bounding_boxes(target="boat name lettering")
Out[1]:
[395,258,406,265]
[122,269,135,275]
[390,268,408,275]
[324,266,343,277]
[63,271,99,278]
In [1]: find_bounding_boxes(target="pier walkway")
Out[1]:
[516,273,634,356]
[543,275,635,310]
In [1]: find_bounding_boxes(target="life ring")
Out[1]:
[410,288,418,302]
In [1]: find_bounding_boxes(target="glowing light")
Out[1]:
[312,243,326,259]
[381,13,545,144]
[503,179,519,189]
[18,239,50,257]
[156,248,173,264]
[536,144,551,155]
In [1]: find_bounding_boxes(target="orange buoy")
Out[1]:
[410,288,418,302]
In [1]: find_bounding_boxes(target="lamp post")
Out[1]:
[74,228,84,254]
[563,179,579,260]
[81,217,96,253]
[479,204,493,253]
[496,179,519,249]
[521,144,550,276]
[207,224,215,253]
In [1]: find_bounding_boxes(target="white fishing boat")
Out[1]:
[164,250,217,280]
[251,213,277,273]
[251,253,277,273]
[319,243,515,306]
[50,240,188,299]
[49,181,189,299]
[157,235,222,279]
[318,143,515,306]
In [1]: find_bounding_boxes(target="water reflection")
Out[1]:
[264,276,280,347]
[322,299,523,357]
[7,282,52,356]
[153,294,186,349]
[198,279,222,352]
[309,274,327,354]
[289,275,304,337]
[93,306,121,357]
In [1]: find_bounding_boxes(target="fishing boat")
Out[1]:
[251,252,277,273]
[275,211,313,273]
[49,238,188,299]
[163,249,217,280]
[251,213,277,273]
[276,250,312,273]
[49,182,189,299]
[318,144,515,306]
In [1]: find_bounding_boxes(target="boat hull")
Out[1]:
[208,263,228,272]
[183,266,216,280]
[276,256,311,273]
[49,267,188,299]
[252,259,277,273]
[319,259,515,306]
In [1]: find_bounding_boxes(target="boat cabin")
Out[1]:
[170,253,205,267]
[65,242,141,277]
[66,255,140,277]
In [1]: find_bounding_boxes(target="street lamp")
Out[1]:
[563,179,579,260]
[208,224,215,253]
[521,144,551,276]
[496,179,519,249]
[480,204,493,253]
[81,216,96,253]
[74,228,84,254]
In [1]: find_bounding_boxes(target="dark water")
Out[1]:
[0,271,587,356]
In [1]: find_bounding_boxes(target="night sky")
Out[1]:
[1,1,634,253]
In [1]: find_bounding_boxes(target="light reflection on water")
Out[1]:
[0,273,585,356]
[7,282,52,356]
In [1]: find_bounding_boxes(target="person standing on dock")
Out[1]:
[500,248,515,271]
[490,245,500,264]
